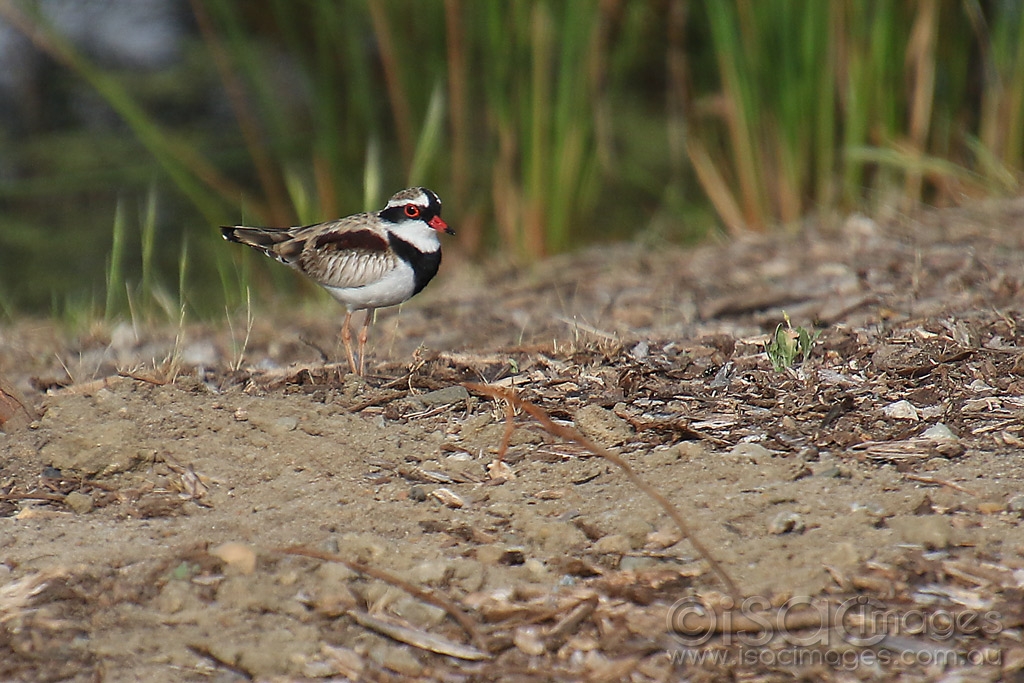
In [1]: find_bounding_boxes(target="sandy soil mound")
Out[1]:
[3,201,1024,681]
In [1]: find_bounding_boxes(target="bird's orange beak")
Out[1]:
[429,215,454,235]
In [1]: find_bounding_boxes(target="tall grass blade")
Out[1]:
[178,237,189,317]
[364,138,382,213]
[193,0,290,226]
[408,83,446,188]
[140,186,158,311]
[283,166,313,225]
[368,1,414,168]
[105,200,127,320]
[0,0,246,225]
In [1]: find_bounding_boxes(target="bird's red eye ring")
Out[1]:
[404,204,421,218]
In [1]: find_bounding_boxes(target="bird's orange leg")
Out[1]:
[357,308,374,376]
[341,311,358,375]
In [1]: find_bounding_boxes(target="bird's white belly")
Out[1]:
[322,261,415,310]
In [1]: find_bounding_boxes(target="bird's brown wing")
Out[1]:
[296,218,399,290]
[224,214,399,289]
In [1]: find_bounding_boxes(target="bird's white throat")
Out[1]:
[387,219,441,253]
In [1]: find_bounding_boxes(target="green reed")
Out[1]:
[692,1,1023,229]
[1,0,1022,319]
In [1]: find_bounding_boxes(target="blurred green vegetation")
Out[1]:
[0,0,1021,321]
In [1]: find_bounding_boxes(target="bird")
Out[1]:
[221,187,454,376]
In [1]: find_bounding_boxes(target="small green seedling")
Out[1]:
[766,312,821,371]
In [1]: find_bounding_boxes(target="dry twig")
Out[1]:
[279,545,490,654]
[904,473,978,496]
[0,372,35,430]
[463,382,742,601]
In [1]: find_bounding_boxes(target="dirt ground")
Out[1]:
[3,200,1024,682]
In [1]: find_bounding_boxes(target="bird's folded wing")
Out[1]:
[298,225,398,289]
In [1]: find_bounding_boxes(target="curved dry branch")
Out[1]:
[464,382,742,602]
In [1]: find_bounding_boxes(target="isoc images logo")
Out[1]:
[667,595,1002,649]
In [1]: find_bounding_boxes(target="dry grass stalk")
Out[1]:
[463,382,742,602]
[903,473,978,496]
[0,372,37,431]
[280,545,490,654]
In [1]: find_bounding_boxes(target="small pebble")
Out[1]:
[369,643,423,677]
[574,404,634,446]
[406,561,449,585]
[730,443,773,463]
[1008,495,1024,513]
[274,416,298,432]
[889,515,953,549]
[620,555,658,572]
[417,385,470,407]
[155,581,192,614]
[210,542,258,575]
[317,561,357,584]
[922,423,957,441]
[593,534,631,555]
[882,400,919,421]
[674,442,707,460]
[499,548,526,566]
[768,511,805,535]
[64,491,94,514]
[392,596,447,628]
[524,558,548,580]
[475,545,505,565]
[513,626,546,656]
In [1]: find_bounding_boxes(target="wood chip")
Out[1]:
[347,610,489,661]
[431,487,465,509]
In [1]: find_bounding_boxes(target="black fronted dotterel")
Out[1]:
[221,187,454,375]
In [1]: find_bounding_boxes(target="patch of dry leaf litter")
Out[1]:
[3,202,1024,680]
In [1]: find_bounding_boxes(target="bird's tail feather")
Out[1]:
[220,226,302,265]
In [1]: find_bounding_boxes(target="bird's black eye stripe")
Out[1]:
[381,203,431,224]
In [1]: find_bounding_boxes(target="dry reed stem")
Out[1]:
[463,382,742,602]
[190,0,290,226]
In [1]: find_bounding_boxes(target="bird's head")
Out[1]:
[380,187,454,236]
